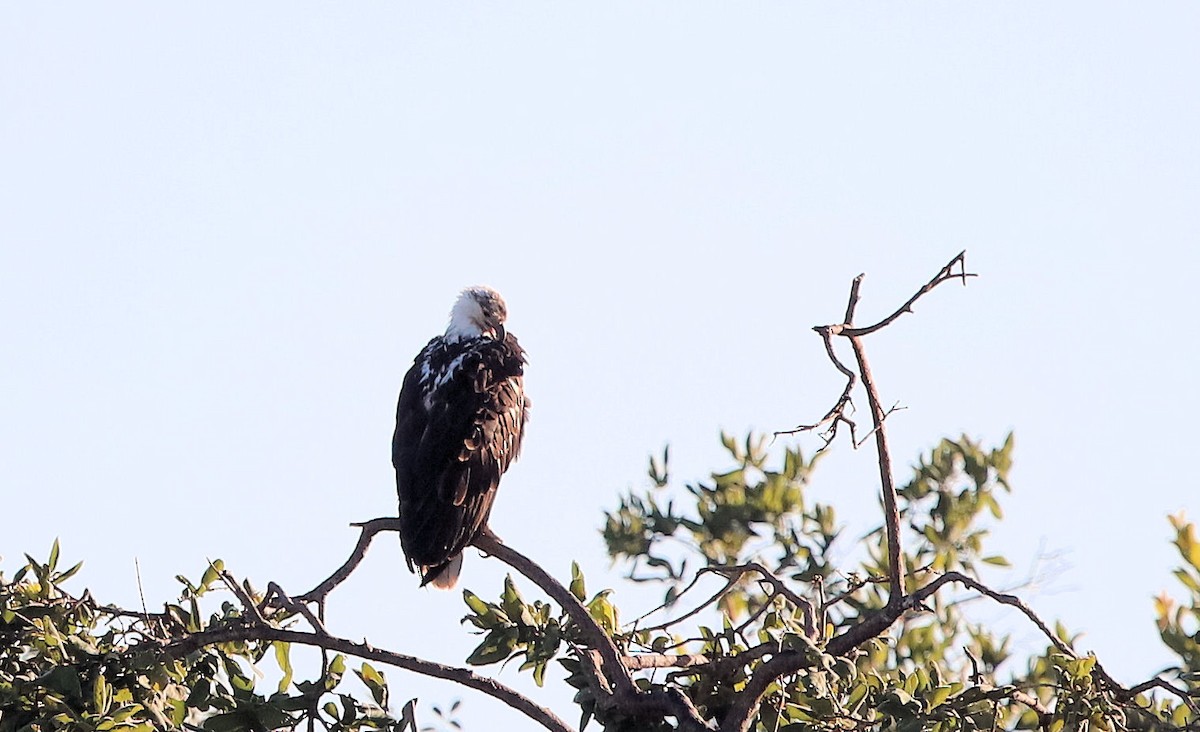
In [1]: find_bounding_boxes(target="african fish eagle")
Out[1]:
[392,286,529,588]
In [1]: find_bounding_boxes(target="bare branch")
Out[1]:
[632,574,741,635]
[838,250,977,338]
[848,333,905,605]
[775,328,858,444]
[1121,677,1200,716]
[263,581,329,635]
[705,563,815,637]
[843,273,865,325]
[907,572,1073,656]
[296,518,402,603]
[623,652,711,670]
[853,402,906,449]
[627,642,777,672]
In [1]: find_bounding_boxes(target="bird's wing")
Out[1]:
[393,338,526,573]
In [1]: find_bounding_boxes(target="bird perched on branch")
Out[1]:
[392,286,529,588]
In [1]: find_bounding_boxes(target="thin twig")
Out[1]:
[705,563,815,637]
[134,558,149,623]
[853,403,907,449]
[264,581,329,635]
[633,575,740,635]
[775,328,858,444]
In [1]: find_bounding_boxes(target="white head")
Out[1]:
[446,286,508,341]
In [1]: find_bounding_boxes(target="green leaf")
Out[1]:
[981,555,1011,567]
[56,560,84,583]
[355,662,388,706]
[201,559,225,590]
[92,672,111,714]
[927,685,954,709]
[273,641,294,694]
[586,591,618,635]
[167,698,187,726]
[325,654,346,691]
[38,666,83,702]
[359,661,385,688]
[49,538,61,572]
[463,589,490,617]
[1069,654,1097,678]
[570,562,587,602]
[466,629,517,666]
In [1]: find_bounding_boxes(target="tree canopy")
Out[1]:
[3,253,1198,731]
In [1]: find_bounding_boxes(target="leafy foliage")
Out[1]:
[0,546,412,732]
[590,432,1199,730]
[5,432,1199,731]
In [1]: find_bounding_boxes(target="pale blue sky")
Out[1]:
[2,4,1198,729]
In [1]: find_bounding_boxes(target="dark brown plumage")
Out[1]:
[392,287,528,588]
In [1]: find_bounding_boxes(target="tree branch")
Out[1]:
[473,531,718,730]
[848,333,905,604]
[725,252,981,732]
[837,250,976,338]
[296,518,402,604]
[775,327,858,445]
[471,530,637,698]
[722,563,1198,732]
[156,624,572,732]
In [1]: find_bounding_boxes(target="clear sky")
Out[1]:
[2,3,1198,729]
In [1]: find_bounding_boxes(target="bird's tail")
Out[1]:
[421,553,463,589]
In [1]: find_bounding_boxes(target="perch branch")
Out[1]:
[472,530,636,698]
[473,531,715,730]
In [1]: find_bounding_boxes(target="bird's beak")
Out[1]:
[496,325,506,341]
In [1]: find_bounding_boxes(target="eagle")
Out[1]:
[392,286,529,588]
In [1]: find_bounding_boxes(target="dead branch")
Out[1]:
[848,332,905,603]
[774,327,858,446]
[724,252,979,732]
[837,250,976,338]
